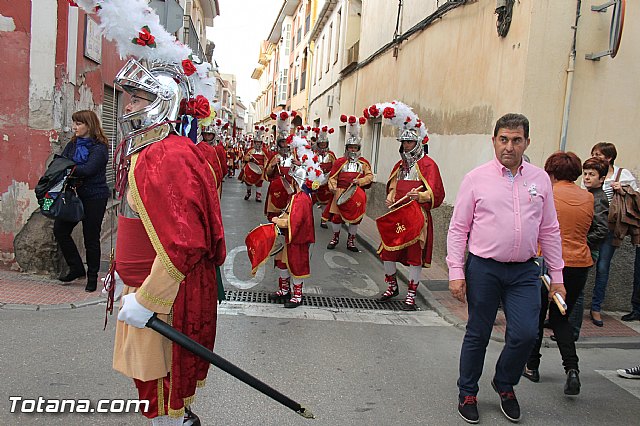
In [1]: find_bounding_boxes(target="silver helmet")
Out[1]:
[277,137,291,156]
[288,163,307,189]
[345,135,361,160]
[398,128,424,168]
[115,59,191,156]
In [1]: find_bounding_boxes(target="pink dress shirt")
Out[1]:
[446,157,564,283]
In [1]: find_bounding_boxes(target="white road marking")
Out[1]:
[596,370,640,399]
[218,301,450,327]
[324,251,380,297]
[223,246,265,290]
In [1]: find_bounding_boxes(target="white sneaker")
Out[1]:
[617,364,640,379]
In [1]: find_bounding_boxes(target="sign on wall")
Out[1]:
[84,15,102,64]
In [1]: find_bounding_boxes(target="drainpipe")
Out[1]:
[559,0,581,152]
[306,40,314,115]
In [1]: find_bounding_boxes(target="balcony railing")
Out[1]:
[183,15,206,62]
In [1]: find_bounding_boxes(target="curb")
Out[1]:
[352,220,640,349]
[0,298,104,311]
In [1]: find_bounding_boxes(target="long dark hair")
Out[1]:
[71,110,108,145]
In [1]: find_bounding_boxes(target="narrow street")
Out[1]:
[1,177,639,425]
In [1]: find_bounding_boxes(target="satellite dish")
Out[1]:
[586,0,626,60]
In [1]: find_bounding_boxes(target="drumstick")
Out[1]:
[541,273,567,315]
[388,186,423,209]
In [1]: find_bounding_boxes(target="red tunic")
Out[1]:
[119,134,226,416]
[276,192,315,278]
[196,142,223,192]
[379,156,445,267]
[214,144,228,177]
[322,157,373,223]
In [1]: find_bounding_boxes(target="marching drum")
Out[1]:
[245,223,284,275]
[336,185,367,223]
[375,200,424,251]
[268,177,293,210]
[243,162,263,186]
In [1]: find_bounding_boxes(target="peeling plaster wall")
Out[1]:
[0,2,126,268]
[29,0,58,130]
[0,1,55,266]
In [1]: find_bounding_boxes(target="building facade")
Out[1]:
[0,0,220,270]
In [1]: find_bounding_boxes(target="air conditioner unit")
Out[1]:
[326,94,334,108]
[346,41,360,66]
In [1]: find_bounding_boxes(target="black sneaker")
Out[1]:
[621,311,640,322]
[564,369,580,395]
[522,366,540,383]
[58,270,86,283]
[617,364,640,379]
[491,379,521,422]
[458,395,479,424]
[183,407,201,425]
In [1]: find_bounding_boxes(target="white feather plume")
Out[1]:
[74,0,215,101]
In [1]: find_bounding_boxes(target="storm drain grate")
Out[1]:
[224,290,412,311]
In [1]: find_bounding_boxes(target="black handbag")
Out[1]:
[48,187,85,222]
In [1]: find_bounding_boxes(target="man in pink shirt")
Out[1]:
[447,113,566,424]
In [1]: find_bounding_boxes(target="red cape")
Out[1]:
[288,192,315,245]
[214,144,228,176]
[132,134,226,413]
[196,142,222,189]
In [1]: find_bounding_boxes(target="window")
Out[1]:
[278,69,288,104]
[283,23,291,55]
[371,122,382,173]
[305,1,311,33]
[334,10,341,64]
[326,25,332,73]
[300,54,307,91]
[318,36,324,80]
[313,53,317,85]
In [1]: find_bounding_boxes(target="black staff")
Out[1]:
[145,315,314,419]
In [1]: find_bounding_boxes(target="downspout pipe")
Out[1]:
[559,0,581,152]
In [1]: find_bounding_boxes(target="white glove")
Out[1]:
[118,293,154,328]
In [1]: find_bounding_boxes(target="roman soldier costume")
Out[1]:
[267,135,325,308]
[322,115,373,252]
[366,101,445,310]
[198,118,227,196]
[239,126,268,202]
[71,4,228,424]
[264,111,297,221]
[311,126,336,228]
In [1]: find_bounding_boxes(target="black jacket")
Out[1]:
[587,186,609,250]
[61,140,110,200]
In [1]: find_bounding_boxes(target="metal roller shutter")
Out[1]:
[102,86,120,189]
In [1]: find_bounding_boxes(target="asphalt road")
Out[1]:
[1,178,639,425]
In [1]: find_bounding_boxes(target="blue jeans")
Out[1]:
[632,246,640,314]
[458,254,541,396]
[591,232,618,313]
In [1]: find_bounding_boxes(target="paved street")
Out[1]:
[219,175,390,301]
[1,178,639,425]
